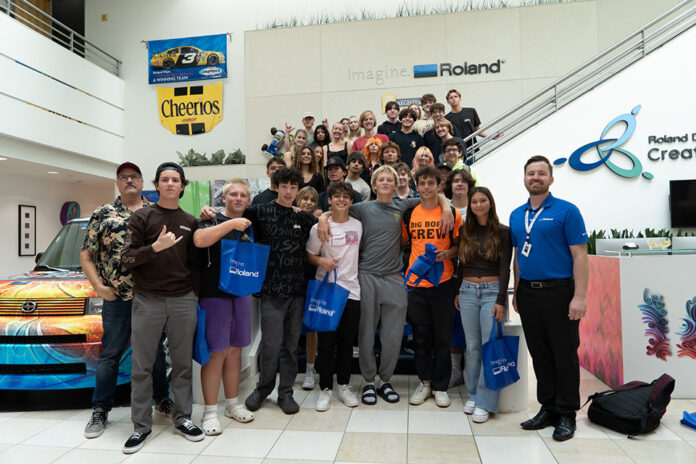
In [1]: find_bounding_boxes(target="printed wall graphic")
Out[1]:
[148,34,227,84]
[211,179,227,207]
[158,82,223,135]
[637,288,672,360]
[59,201,80,225]
[578,256,623,388]
[18,205,36,256]
[677,296,696,359]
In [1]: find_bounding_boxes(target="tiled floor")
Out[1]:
[2,364,696,464]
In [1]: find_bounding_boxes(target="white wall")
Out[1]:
[0,13,124,176]
[83,0,681,185]
[0,172,113,278]
[474,25,696,233]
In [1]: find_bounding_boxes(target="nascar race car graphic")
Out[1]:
[0,219,131,390]
[150,46,225,70]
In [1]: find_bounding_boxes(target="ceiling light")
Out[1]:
[47,171,59,174]
[0,157,7,161]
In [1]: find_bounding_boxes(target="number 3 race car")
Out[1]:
[150,46,225,70]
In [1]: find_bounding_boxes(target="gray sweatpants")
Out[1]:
[130,290,197,433]
[256,296,304,398]
[358,272,408,383]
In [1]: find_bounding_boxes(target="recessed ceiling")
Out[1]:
[0,157,112,186]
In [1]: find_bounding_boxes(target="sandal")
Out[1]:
[362,384,377,405]
[377,383,400,403]
[201,416,222,436]
[225,404,255,423]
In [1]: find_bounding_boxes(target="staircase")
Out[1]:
[465,0,696,164]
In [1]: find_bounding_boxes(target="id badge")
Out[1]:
[521,241,532,257]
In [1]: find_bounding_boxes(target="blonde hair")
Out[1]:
[433,118,454,136]
[222,178,250,196]
[296,186,319,211]
[359,110,376,129]
[371,165,398,189]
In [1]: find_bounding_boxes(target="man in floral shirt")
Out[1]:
[81,162,171,439]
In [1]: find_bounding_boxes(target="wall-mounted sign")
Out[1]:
[148,34,227,84]
[157,82,223,135]
[414,60,505,79]
[553,105,654,180]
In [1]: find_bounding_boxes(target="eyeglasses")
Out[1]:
[444,148,460,153]
[117,174,142,181]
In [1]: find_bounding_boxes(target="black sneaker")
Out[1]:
[84,408,108,438]
[122,430,151,454]
[155,397,175,417]
[175,419,205,442]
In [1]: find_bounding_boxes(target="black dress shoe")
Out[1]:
[552,416,576,441]
[520,410,557,430]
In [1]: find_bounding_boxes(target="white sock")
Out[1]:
[225,397,238,410]
[451,353,462,371]
[202,404,217,420]
[306,363,315,372]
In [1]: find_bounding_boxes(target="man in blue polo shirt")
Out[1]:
[509,155,588,442]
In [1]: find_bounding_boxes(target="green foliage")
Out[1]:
[586,227,696,254]
[177,148,246,167]
[258,0,576,29]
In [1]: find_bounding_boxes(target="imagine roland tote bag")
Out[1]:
[481,318,520,391]
[302,270,350,332]
[218,228,270,296]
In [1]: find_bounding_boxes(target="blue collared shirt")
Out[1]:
[509,192,587,280]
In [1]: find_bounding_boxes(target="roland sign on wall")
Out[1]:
[157,82,223,135]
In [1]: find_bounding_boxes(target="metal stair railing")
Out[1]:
[463,0,696,165]
[0,0,121,76]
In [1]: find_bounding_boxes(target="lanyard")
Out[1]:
[524,207,544,240]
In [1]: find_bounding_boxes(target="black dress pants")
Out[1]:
[516,279,580,418]
[317,298,361,390]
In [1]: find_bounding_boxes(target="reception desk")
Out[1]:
[579,252,695,398]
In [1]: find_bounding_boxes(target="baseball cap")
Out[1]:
[302,112,314,119]
[437,162,453,171]
[326,156,346,170]
[116,162,142,176]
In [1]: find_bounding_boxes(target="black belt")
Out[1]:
[520,277,573,289]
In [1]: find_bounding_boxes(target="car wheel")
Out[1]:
[163,58,175,70]
[207,55,219,66]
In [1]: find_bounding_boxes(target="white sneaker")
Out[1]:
[302,367,315,390]
[472,407,490,423]
[315,388,331,411]
[464,400,476,414]
[433,390,451,408]
[409,380,432,405]
[337,384,359,407]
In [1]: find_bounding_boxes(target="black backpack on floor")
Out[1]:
[584,373,675,437]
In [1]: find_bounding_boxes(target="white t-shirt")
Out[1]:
[306,217,362,300]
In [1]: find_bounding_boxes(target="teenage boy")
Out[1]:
[252,156,285,205]
[345,151,371,201]
[318,166,453,405]
[82,162,172,439]
[413,93,437,136]
[316,156,362,213]
[302,112,315,145]
[402,166,462,408]
[121,162,203,453]
[244,167,317,415]
[193,179,255,435]
[380,142,401,168]
[306,182,363,411]
[445,89,486,150]
[390,108,424,167]
[377,101,402,136]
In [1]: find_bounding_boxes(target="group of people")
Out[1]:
[80,93,588,456]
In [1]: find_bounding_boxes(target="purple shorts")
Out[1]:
[199,296,252,352]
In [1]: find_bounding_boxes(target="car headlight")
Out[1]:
[85,297,104,315]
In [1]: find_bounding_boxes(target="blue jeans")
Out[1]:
[92,297,169,411]
[458,280,500,413]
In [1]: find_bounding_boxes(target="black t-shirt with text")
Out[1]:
[243,201,317,297]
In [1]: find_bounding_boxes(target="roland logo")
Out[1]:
[414,60,505,79]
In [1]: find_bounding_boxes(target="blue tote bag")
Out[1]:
[404,243,444,289]
[481,318,520,391]
[219,227,270,296]
[302,270,350,332]
[193,304,211,366]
